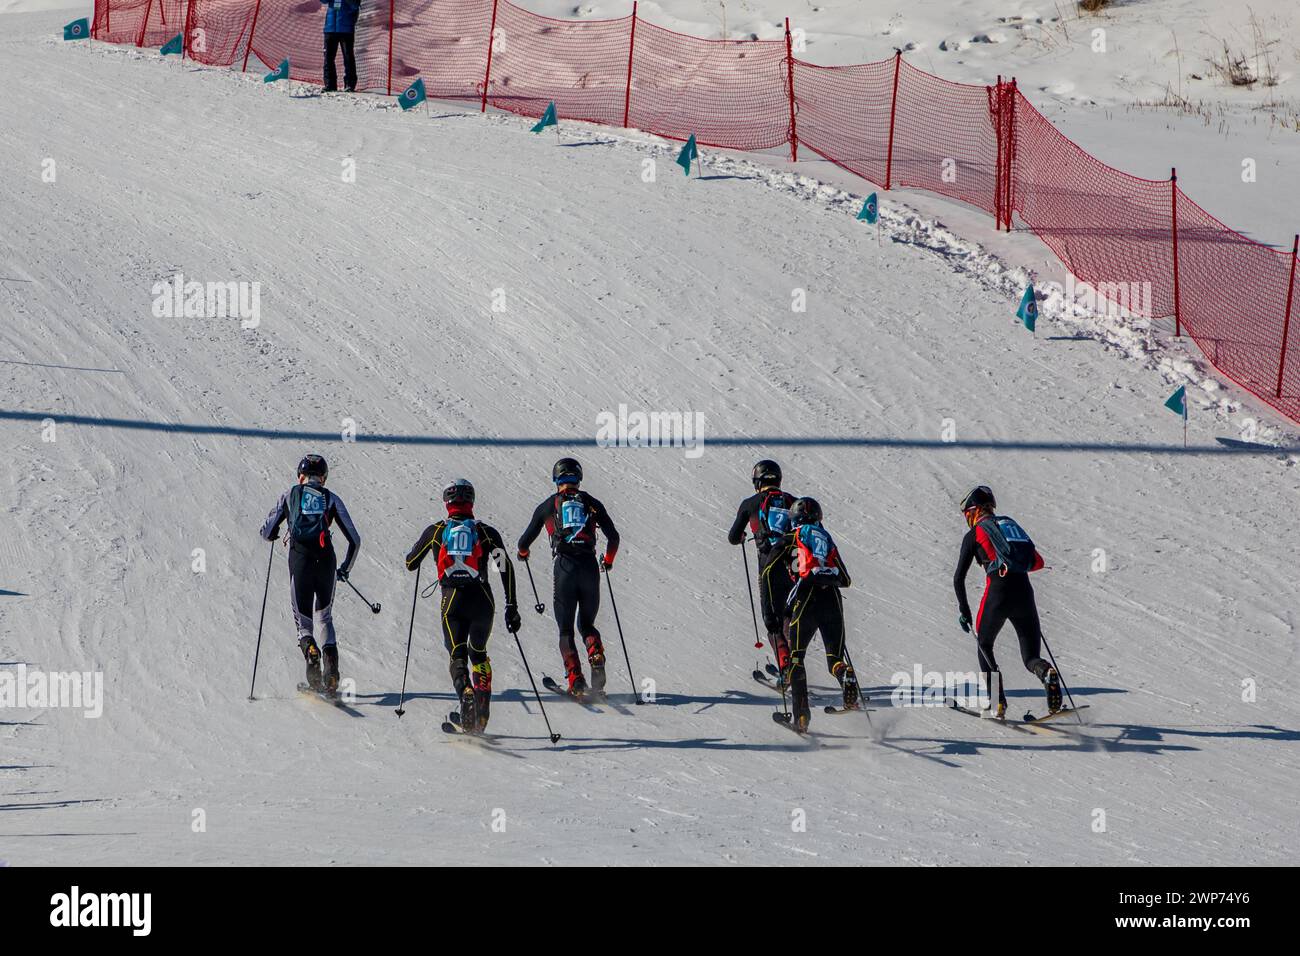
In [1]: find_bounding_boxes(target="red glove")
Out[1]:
[517,547,529,561]
[602,551,615,571]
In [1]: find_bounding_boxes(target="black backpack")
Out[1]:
[977,515,1036,576]
[288,483,331,550]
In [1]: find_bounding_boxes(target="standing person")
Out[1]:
[405,479,520,734]
[517,458,619,696]
[952,485,1061,718]
[772,497,856,732]
[320,0,361,93]
[727,459,797,679]
[260,454,361,695]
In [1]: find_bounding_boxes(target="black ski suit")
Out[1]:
[260,482,360,650]
[728,487,797,666]
[772,523,852,722]
[518,489,619,682]
[407,515,517,721]
[954,517,1050,704]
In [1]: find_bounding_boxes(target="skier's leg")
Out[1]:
[467,588,494,731]
[289,552,321,688]
[315,556,339,691]
[784,587,813,729]
[821,590,857,708]
[441,589,477,724]
[976,590,1008,711]
[761,558,792,671]
[576,558,605,692]
[1010,597,1059,711]
[552,557,584,691]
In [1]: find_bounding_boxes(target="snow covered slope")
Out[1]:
[2,12,1299,866]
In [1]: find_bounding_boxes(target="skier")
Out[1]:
[259,454,361,695]
[728,459,797,679]
[773,497,857,732]
[953,485,1061,717]
[517,458,620,696]
[405,479,520,734]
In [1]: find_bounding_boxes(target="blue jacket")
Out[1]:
[321,0,361,34]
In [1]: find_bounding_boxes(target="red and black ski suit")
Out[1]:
[953,518,1050,702]
[728,488,798,669]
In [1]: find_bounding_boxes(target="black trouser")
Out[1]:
[323,32,357,91]
[288,547,337,647]
[783,581,846,715]
[975,575,1049,703]
[439,581,494,700]
[758,549,793,665]
[553,552,603,676]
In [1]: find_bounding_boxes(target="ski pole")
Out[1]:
[510,626,562,744]
[395,566,420,717]
[741,541,762,649]
[248,538,276,701]
[522,556,545,614]
[343,576,381,613]
[1039,634,1081,720]
[602,566,642,704]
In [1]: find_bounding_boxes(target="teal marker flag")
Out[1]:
[531,102,558,133]
[160,34,184,56]
[63,17,90,40]
[398,77,427,111]
[676,134,699,177]
[1164,385,1187,417]
[1016,285,1038,332]
[857,192,879,224]
[264,59,290,84]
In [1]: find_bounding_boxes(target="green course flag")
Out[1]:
[857,193,879,224]
[531,102,558,133]
[676,134,699,177]
[1164,385,1187,417]
[264,59,290,84]
[1016,285,1038,332]
[160,34,184,56]
[398,77,427,111]
[63,18,90,41]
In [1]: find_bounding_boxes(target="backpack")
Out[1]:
[288,484,331,550]
[792,524,841,582]
[757,491,794,550]
[555,493,590,546]
[438,518,483,581]
[977,515,1037,576]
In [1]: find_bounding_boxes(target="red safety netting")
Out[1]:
[90,0,1300,423]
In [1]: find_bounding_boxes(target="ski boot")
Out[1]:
[585,634,606,695]
[567,667,588,698]
[299,637,322,692]
[832,660,860,710]
[459,685,478,734]
[471,660,492,733]
[322,644,340,696]
[792,690,812,734]
[1044,667,1063,714]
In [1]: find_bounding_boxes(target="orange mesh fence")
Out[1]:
[89,0,1300,423]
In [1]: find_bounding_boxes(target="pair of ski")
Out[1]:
[440,710,496,741]
[297,682,345,708]
[541,674,608,708]
[945,697,1090,734]
[751,663,869,717]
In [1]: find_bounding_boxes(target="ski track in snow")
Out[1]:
[1,15,1298,865]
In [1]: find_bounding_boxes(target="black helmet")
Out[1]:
[297,454,328,482]
[442,478,475,505]
[553,457,583,485]
[752,459,782,490]
[790,497,822,526]
[959,485,996,513]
